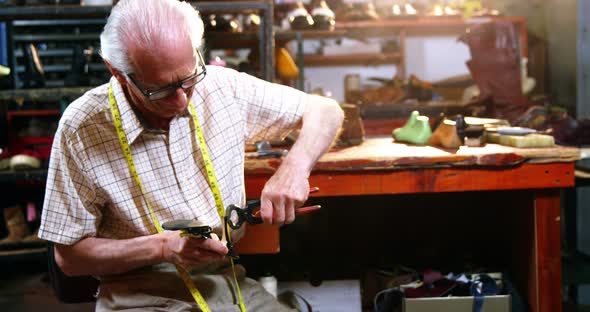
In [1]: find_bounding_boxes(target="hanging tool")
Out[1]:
[245,141,288,158]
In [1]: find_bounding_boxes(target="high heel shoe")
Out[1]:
[336,1,379,22]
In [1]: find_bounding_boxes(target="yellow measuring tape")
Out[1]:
[108,84,246,312]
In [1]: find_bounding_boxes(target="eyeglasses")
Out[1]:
[127,49,207,101]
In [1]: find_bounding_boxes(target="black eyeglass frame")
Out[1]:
[126,49,207,101]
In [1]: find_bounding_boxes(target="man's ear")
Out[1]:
[104,60,127,86]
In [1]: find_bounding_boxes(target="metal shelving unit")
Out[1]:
[0,1,274,183]
[0,1,275,89]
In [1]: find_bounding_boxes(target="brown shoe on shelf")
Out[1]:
[311,0,335,31]
[389,1,419,19]
[243,13,261,32]
[0,205,29,244]
[337,103,365,146]
[288,1,314,30]
[336,1,380,22]
[205,14,242,33]
[427,3,459,16]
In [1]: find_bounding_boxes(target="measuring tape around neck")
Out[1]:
[108,83,246,312]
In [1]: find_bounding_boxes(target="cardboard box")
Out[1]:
[403,295,511,312]
[278,279,362,312]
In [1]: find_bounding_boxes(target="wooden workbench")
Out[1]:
[236,136,580,312]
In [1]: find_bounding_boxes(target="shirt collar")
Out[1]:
[110,77,193,144]
[110,77,144,144]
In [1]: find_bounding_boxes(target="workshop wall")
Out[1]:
[492,0,578,113]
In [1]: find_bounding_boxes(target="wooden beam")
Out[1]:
[533,190,562,312]
[246,163,575,198]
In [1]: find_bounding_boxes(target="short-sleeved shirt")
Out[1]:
[38,66,308,245]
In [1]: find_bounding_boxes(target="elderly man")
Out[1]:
[38,0,343,311]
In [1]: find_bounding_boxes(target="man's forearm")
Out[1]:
[282,95,343,174]
[55,235,164,277]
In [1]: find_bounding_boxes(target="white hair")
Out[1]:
[100,0,204,74]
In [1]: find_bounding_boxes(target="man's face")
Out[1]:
[125,45,202,120]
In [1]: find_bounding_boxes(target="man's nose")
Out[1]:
[173,87,188,101]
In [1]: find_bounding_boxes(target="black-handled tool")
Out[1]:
[161,218,239,259]
[161,219,213,239]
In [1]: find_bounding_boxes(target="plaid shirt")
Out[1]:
[39,66,308,245]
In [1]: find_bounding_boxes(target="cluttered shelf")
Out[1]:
[1,0,275,86]
[0,3,524,28]
[0,1,272,19]
[276,15,526,51]
[276,15,525,70]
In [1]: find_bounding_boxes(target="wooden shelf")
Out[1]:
[0,170,48,182]
[0,87,92,102]
[208,30,349,46]
[0,246,47,262]
[336,15,526,29]
[304,52,402,67]
[276,30,348,40]
[277,16,527,39]
[334,15,527,57]
[0,241,47,264]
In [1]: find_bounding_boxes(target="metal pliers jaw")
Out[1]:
[222,199,265,260]
[225,199,264,230]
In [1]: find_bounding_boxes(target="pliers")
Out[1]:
[161,187,321,260]
[225,187,321,230]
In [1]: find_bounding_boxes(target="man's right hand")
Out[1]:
[160,231,228,269]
